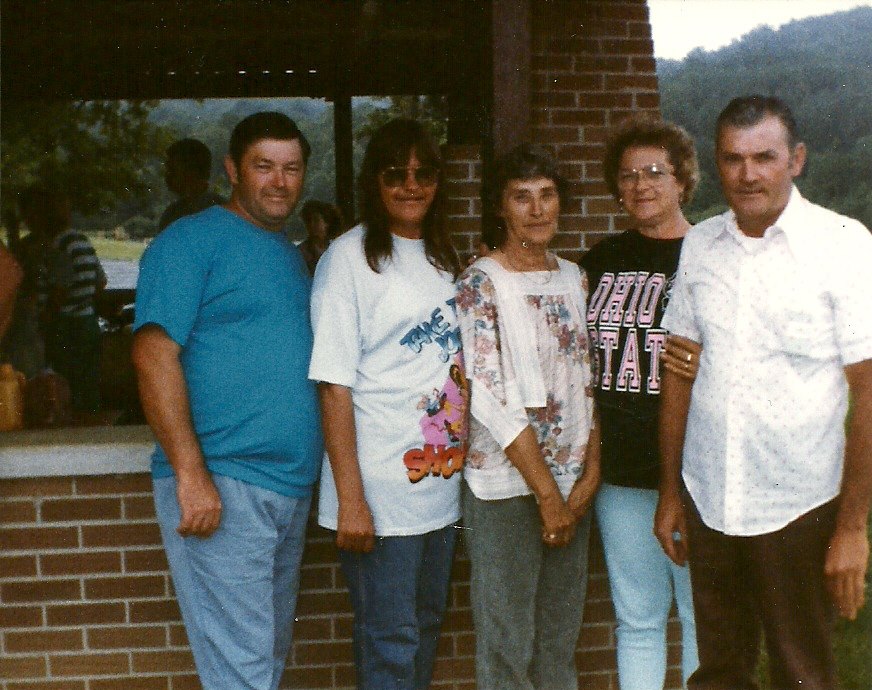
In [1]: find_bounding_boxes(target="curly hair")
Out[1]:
[602,114,699,206]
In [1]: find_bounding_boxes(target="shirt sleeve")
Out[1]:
[660,235,701,343]
[456,267,529,449]
[132,223,209,348]
[830,220,872,365]
[308,240,361,387]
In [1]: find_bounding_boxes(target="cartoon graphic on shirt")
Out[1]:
[400,298,467,483]
[418,361,467,446]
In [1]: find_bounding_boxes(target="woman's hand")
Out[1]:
[336,497,376,553]
[567,469,599,522]
[660,335,702,382]
[538,493,576,548]
[568,413,602,521]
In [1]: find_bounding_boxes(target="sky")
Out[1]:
[648,0,872,59]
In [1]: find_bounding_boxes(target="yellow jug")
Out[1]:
[0,363,26,431]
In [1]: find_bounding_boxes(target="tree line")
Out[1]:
[658,6,872,229]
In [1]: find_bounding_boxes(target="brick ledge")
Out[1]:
[0,425,153,478]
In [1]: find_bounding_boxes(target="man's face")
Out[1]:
[716,115,806,237]
[224,138,306,232]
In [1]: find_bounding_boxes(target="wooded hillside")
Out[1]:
[658,6,872,228]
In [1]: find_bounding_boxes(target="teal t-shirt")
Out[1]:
[134,206,322,496]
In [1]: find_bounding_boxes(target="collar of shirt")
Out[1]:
[708,186,820,264]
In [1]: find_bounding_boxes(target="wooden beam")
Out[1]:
[333,93,355,227]
[490,0,531,154]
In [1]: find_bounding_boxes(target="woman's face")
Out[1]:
[378,150,438,238]
[499,176,560,250]
[617,145,685,227]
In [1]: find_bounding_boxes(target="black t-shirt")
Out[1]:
[579,230,683,489]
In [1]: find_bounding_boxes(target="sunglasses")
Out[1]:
[379,165,440,188]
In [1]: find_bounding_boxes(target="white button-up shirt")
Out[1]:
[662,188,872,536]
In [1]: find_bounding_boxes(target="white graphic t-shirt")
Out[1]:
[309,224,466,536]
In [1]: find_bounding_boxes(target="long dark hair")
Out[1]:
[358,119,461,278]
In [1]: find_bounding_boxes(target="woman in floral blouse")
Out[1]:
[456,143,600,690]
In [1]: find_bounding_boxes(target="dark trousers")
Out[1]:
[685,495,839,690]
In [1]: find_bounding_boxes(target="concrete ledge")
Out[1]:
[0,425,153,478]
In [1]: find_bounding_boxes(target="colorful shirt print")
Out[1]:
[456,258,595,501]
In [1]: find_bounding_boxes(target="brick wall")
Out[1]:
[1,470,687,690]
[532,0,661,261]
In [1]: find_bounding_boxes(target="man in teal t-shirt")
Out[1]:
[132,112,322,690]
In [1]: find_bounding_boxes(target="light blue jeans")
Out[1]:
[154,474,311,690]
[338,523,457,690]
[595,483,698,690]
[463,483,592,690]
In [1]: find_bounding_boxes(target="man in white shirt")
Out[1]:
[654,95,872,689]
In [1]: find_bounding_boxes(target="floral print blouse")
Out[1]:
[455,257,595,501]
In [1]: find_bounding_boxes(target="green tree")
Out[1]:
[355,95,448,146]
[659,7,872,230]
[1,100,172,239]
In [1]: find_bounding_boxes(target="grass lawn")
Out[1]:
[833,604,871,689]
[87,234,149,262]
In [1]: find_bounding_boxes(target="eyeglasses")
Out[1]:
[617,163,674,188]
[380,165,439,188]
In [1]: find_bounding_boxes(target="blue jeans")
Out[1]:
[595,483,698,690]
[338,524,457,690]
[154,474,311,690]
[463,483,592,690]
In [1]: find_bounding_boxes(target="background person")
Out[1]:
[656,95,872,690]
[132,112,322,690]
[456,143,600,690]
[580,114,700,690]
[1,204,46,379]
[298,199,344,275]
[19,185,106,415]
[158,138,223,232]
[309,119,465,690]
[0,244,23,342]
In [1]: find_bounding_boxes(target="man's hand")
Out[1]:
[825,525,869,620]
[175,468,222,538]
[538,492,576,548]
[661,335,702,382]
[336,497,376,553]
[654,489,688,566]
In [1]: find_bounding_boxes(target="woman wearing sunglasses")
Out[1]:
[308,119,464,690]
[579,114,701,690]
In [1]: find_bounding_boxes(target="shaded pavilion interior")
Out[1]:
[2,0,526,225]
